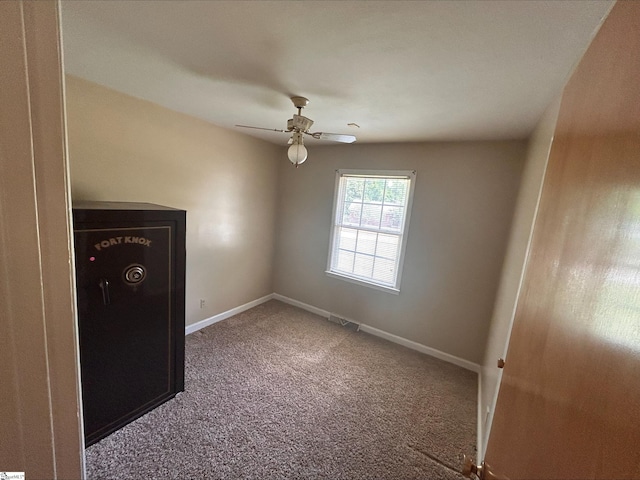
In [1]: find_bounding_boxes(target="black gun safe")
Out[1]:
[73,202,186,446]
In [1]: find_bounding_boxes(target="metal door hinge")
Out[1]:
[462,455,509,480]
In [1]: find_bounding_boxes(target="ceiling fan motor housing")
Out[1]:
[288,115,314,132]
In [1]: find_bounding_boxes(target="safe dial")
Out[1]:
[123,264,146,285]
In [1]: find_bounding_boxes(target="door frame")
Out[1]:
[0,1,85,478]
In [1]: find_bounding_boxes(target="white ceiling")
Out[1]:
[60,0,613,145]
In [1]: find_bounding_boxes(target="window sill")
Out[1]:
[325,271,400,295]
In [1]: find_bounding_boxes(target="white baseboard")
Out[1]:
[185,294,274,335]
[477,371,484,461]
[357,324,481,373]
[272,292,480,374]
[272,293,331,319]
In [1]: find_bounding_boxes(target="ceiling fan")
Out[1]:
[236,96,357,167]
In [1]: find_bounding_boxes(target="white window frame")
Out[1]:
[326,169,416,294]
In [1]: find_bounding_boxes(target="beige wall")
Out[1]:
[65,76,280,326]
[478,97,561,458]
[273,141,526,364]
[0,2,83,478]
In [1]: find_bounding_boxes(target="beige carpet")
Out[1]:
[85,300,477,479]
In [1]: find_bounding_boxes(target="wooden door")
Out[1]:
[484,2,640,479]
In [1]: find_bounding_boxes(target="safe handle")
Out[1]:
[99,278,111,305]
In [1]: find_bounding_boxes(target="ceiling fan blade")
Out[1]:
[235,124,289,133]
[308,132,357,143]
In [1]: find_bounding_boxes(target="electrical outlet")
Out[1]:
[200,299,205,309]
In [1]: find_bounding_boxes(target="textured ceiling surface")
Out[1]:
[61,0,613,145]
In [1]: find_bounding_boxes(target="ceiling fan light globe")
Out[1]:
[288,143,308,165]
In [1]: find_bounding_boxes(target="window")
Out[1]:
[327,170,416,293]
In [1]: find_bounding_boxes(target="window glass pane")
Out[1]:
[363,178,385,203]
[384,179,409,205]
[361,204,382,228]
[337,227,357,251]
[345,177,364,202]
[373,257,396,284]
[353,253,374,277]
[335,249,354,273]
[381,206,404,232]
[330,171,414,291]
[342,201,362,226]
[375,234,399,260]
[356,230,377,255]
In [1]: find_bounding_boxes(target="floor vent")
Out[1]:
[328,314,360,331]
